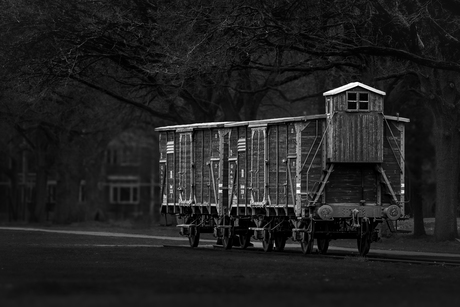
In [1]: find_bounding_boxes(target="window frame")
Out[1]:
[326,97,332,115]
[109,182,140,204]
[346,91,370,111]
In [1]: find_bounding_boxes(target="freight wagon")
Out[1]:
[156,82,409,256]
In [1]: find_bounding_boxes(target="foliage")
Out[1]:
[0,0,459,239]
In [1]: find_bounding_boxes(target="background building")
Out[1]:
[0,130,160,223]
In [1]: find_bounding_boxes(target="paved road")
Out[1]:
[1,227,460,307]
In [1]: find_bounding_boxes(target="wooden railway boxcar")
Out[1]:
[156,82,409,256]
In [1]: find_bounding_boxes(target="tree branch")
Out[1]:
[70,76,178,122]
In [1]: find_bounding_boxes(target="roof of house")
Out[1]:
[323,82,386,96]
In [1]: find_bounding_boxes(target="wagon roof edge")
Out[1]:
[154,121,233,132]
[323,82,386,96]
[225,114,327,127]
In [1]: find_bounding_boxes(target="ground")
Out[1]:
[0,218,459,307]
[34,217,460,254]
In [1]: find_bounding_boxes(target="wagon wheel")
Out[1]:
[222,228,233,250]
[357,234,371,256]
[238,232,252,249]
[357,220,371,256]
[300,222,314,255]
[188,226,200,248]
[184,216,200,248]
[274,233,287,252]
[262,230,274,252]
[316,238,329,254]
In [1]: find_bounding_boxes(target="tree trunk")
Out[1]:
[7,158,19,221]
[151,138,161,224]
[55,168,81,224]
[411,179,426,237]
[84,156,106,221]
[31,148,48,223]
[410,155,426,236]
[54,147,83,224]
[433,119,459,240]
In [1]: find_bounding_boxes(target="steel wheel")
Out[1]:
[188,227,200,248]
[317,238,329,254]
[238,232,252,249]
[262,230,274,252]
[357,235,371,256]
[300,232,314,254]
[274,233,287,252]
[357,220,371,256]
[300,222,314,255]
[222,228,233,250]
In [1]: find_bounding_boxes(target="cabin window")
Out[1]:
[347,92,369,111]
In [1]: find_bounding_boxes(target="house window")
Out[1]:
[120,147,140,166]
[47,182,56,203]
[347,92,369,111]
[106,147,141,166]
[106,148,118,164]
[326,97,332,115]
[110,181,140,204]
[26,185,35,203]
[79,181,86,203]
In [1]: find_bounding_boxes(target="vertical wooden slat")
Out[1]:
[331,112,383,162]
[278,125,287,207]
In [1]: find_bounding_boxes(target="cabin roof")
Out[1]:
[323,82,386,96]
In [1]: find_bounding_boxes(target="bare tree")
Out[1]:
[193,0,460,240]
[2,0,459,238]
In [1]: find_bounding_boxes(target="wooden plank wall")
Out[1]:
[326,164,377,203]
[158,115,404,216]
[190,128,221,208]
[265,123,297,208]
[328,90,384,163]
[330,112,383,162]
